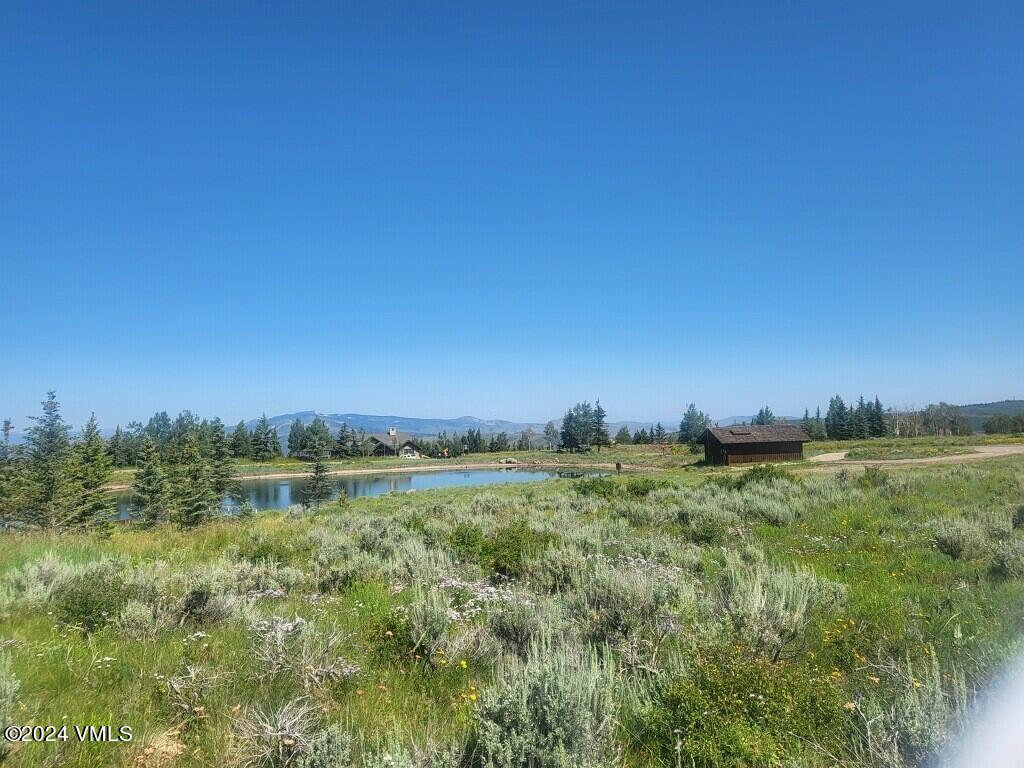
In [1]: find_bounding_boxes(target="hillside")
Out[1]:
[959,399,1024,431]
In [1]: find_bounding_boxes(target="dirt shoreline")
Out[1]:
[103,460,627,492]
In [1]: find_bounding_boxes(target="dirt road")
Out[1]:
[808,444,1024,467]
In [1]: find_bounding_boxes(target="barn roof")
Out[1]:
[702,424,810,445]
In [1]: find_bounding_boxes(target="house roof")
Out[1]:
[367,434,421,448]
[702,424,810,445]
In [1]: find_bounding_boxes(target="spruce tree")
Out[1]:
[25,391,72,527]
[614,426,632,444]
[287,419,307,458]
[593,400,611,451]
[230,421,251,458]
[654,422,667,443]
[208,419,238,502]
[173,433,216,527]
[250,415,276,461]
[132,436,169,525]
[63,414,113,529]
[302,437,332,512]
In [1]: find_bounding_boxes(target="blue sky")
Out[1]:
[2,1,1022,429]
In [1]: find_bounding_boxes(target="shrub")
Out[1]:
[568,560,690,644]
[53,557,130,631]
[734,464,798,489]
[931,518,986,560]
[116,598,177,640]
[629,642,850,766]
[296,724,352,768]
[471,493,520,516]
[1012,504,1024,530]
[990,539,1024,579]
[232,699,318,768]
[470,640,616,768]
[574,477,619,500]
[624,475,672,498]
[678,502,740,545]
[481,520,558,578]
[716,553,845,661]
[406,588,453,658]
[857,466,890,490]
[488,595,567,657]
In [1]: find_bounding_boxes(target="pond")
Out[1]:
[116,467,604,517]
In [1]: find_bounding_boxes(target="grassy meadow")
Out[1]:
[3,457,1024,767]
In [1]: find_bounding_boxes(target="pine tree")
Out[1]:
[333,424,352,458]
[634,428,648,444]
[132,436,169,525]
[870,396,887,437]
[173,433,216,527]
[208,418,238,502]
[825,396,848,440]
[63,414,113,529]
[593,400,611,451]
[107,425,128,466]
[230,421,251,458]
[25,391,72,527]
[653,422,667,443]
[250,415,277,461]
[302,436,332,512]
[679,403,711,446]
[753,407,775,426]
[614,426,632,444]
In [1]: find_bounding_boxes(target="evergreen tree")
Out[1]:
[107,425,128,466]
[208,418,238,502]
[332,424,352,458]
[825,396,849,440]
[560,402,596,452]
[852,396,869,439]
[230,421,251,458]
[634,428,648,444]
[653,422,667,443]
[870,396,887,437]
[62,414,113,529]
[678,403,712,446]
[287,419,307,458]
[302,436,332,512]
[173,433,217,527]
[812,407,826,440]
[614,425,632,444]
[25,391,72,527]
[132,436,170,525]
[800,409,813,436]
[593,400,611,451]
[753,407,775,426]
[250,415,277,461]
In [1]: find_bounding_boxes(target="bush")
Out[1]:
[296,724,352,768]
[574,477,619,500]
[232,699,317,767]
[481,520,558,578]
[733,464,798,489]
[624,475,672,498]
[488,596,567,657]
[470,640,616,768]
[716,553,845,661]
[931,518,986,560]
[629,642,850,766]
[1012,504,1024,530]
[990,539,1024,578]
[53,557,130,631]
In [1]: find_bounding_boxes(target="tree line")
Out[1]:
[0,393,238,529]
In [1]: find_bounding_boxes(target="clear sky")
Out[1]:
[2,1,1022,429]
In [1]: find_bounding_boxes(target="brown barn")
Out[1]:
[700,424,810,465]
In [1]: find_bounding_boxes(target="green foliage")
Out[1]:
[990,538,1024,578]
[53,558,130,631]
[574,476,619,499]
[0,650,18,761]
[484,520,558,578]
[470,640,616,768]
[630,643,851,767]
[132,435,170,524]
[930,518,986,560]
[732,463,798,489]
